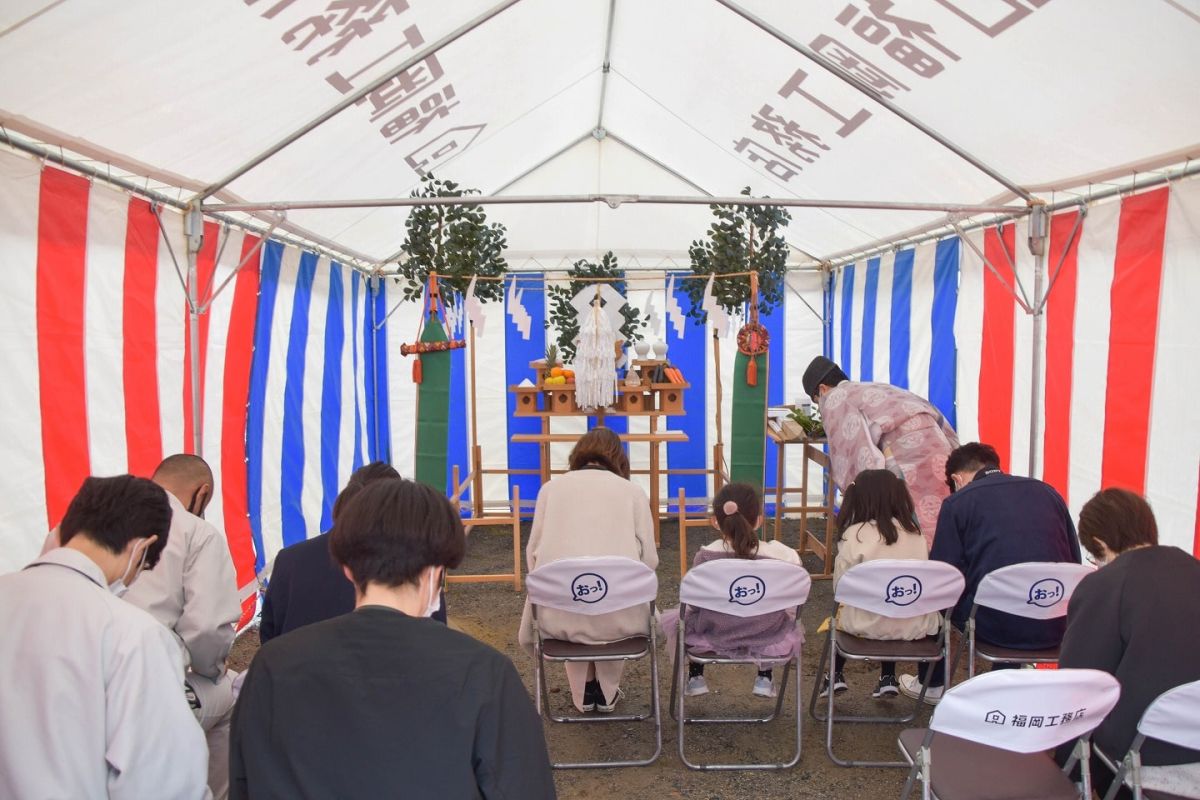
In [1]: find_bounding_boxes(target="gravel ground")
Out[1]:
[230,518,938,799]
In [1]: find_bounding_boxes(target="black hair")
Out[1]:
[329,478,465,593]
[837,469,920,546]
[331,462,402,522]
[945,442,1002,484]
[712,483,762,559]
[59,475,172,569]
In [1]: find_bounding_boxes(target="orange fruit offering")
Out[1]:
[550,367,564,378]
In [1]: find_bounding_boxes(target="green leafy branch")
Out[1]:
[395,174,508,304]
[685,186,790,323]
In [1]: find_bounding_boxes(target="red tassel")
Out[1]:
[412,356,423,384]
[746,356,758,387]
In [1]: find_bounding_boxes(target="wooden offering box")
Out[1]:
[508,358,690,417]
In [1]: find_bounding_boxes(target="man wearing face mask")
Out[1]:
[0,475,208,799]
[231,477,556,799]
[134,454,241,800]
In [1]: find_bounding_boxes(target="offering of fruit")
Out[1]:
[550,367,564,378]
[562,369,575,382]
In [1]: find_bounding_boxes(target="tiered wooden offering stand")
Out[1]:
[508,359,691,543]
[765,411,835,579]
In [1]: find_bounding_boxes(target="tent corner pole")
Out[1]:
[1026,205,1048,479]
[186,204,204,458]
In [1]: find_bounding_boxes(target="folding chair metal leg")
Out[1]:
[677,655,802,770]
[812,622,942,767]
[545,637,663,768]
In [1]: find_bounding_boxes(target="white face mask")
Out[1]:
[423,568,443,618]
[109,541,149,598]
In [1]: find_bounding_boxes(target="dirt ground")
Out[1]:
[230,519,936,799]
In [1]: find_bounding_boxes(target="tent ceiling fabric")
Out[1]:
[1,0,1197,264]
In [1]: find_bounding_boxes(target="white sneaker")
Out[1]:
[595,687,623,713]
[898,674,943,705]
[685,675,710,697]
[752,675,777,698]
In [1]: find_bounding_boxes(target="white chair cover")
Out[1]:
[525,556,658,616]
[678,558,811,618]
[834,560,965,620]
[1138,679,1200,751]
[930,668,1121,754]
[973,562,1095,620]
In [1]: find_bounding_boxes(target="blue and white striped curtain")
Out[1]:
[826,237,960,428]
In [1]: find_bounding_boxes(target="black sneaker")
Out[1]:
[818,671,849,698]
[873,674,900,698]
[581,679,600,712]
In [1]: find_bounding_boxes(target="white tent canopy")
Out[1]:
[3,0,1198,265]
[2,1,1199,582]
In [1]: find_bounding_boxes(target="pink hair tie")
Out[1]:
[722,500,739,515]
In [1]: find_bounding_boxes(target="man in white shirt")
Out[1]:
[132,454,241,800]
[0,474,208,799]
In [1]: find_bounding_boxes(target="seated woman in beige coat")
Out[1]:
[518,427,658,713]
[826,469,941,699]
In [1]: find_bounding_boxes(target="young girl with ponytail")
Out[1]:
[666,483,803,698]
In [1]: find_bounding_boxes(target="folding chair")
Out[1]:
[1097,679,1200,800]
[525,555,661,768]
[810,560,965,767]
[898,668,1121,800]
[948,561,1094,680]
[669,558,812,770]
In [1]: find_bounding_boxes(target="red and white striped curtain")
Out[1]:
[0,151,260,623]
[956,180,1200,555]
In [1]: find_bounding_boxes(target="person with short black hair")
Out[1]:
[517,426,658,714]
[258,461,447,644]
[0,475,208,799]
[231,478,556,800]
[1058,489,1200,799]
[898,441,1082,703]
[802,355,959,544]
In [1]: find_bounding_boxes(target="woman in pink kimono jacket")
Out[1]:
[803,356,959,546]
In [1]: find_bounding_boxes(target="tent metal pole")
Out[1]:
[185,205,205,458]
[193,0,525,202]
[595,0,618,130]
[1026,205,1048,478]
[0,130,375,270]
[712,0,1034,203]
[489,132,595,197]
[204,194,1026,214]
[822,162,1200,267]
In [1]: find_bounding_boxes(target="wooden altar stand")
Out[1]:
[508,359,699,545]
[765,426,836,579]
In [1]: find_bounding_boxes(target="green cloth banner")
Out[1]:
[413,318,452,491]
[729,351,768,490]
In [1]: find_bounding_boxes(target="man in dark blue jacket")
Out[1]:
[259,463,447,644]
[899,442,1082,702]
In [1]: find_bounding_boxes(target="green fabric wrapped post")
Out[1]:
[729,351,768,490]
[413,319,452,491]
